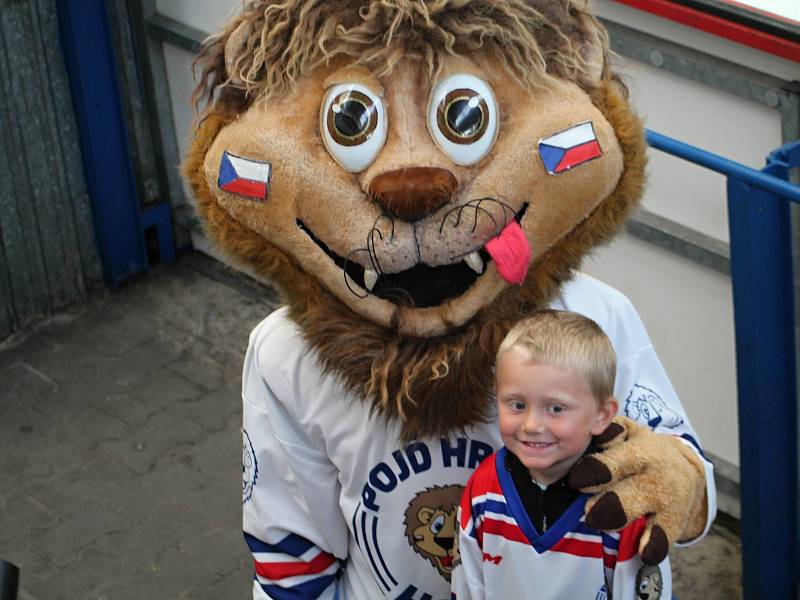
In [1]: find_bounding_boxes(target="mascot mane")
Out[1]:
[184,0,646,440]
[192,0,613,114]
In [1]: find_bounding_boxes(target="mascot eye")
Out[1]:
[430,514,445,534]
[330,92,375,143]
[321,84,387,172]
[439,90,487,142]
[428,74,498,166]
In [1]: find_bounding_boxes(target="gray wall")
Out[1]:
[0,0,101,340]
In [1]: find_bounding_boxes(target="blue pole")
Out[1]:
[57,0,148,285]
[726,150,798,598]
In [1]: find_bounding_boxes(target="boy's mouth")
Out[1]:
[520,441,555,449]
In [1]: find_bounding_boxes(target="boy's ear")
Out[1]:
[591,396,619,435]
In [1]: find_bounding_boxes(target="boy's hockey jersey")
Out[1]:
[451,448,672,600]
[241,273,715,599]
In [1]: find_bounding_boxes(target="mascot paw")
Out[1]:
[569,416,708,565]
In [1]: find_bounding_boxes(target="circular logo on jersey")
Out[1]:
[636,564,663,600]
[624,384,684,429]
[242,429,258,504]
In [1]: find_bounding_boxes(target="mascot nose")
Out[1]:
[369,167,458,221]
[434,535,455,551]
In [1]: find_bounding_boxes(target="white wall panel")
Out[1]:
[156,0,239,35]
[584,233,739,466]
[623,61,783,242]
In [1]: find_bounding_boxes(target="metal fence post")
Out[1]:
[57,0,177,285]
[727,142,799,598]
[56,0,146,284]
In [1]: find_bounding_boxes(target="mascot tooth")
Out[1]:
[183,1,716,598]
[463,252,483,275]
[363,268,379,292]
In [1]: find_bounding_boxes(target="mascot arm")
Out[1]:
[566,295,716,565]
[242,318,347,599]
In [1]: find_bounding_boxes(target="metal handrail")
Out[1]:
[646,130,800,203]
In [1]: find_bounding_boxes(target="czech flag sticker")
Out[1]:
[538,121,603,175]
[217,151,272,200]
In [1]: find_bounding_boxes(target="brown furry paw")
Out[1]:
[576,416,709,555]
[640,523,669,565]
[569,455,612,488]
[594,421,626,445]
[585,492,627,530]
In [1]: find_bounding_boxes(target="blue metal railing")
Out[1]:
[647,129,799,599]
[647,131,800,203]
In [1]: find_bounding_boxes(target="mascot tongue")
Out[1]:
[485,221,531,285]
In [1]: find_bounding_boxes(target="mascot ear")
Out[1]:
[223,19,253,87]
[417,507,436,525]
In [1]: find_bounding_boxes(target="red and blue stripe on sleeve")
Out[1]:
[244,532,340,599]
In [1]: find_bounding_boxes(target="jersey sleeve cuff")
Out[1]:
[675,437,717,546]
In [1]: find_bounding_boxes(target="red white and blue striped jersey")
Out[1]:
[452,449,672,600]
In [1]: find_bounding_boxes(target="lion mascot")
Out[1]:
[183,1,716,598]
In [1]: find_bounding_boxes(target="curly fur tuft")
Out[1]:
[192,0,614,117]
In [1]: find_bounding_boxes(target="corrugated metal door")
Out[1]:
[0,0,101,340]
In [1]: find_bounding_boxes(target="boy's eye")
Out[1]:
[512,401,526,411]
[548,405,565,414]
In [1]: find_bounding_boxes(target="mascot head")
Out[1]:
[184,0,646,439]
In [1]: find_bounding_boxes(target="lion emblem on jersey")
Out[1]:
[404,485,463,581]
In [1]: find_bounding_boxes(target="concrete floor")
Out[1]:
[0,252,741,599]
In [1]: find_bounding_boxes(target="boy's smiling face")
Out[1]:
[496,347,617,485]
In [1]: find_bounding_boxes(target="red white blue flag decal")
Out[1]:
[218,151,272,200]
[538,121,602,175]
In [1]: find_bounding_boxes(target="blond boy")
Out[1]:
[452,310,671,600]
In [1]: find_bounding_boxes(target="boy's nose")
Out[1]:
[523,412,545,433]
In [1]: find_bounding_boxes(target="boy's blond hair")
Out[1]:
[497,310,616,401]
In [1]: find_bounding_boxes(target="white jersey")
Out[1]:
[452,448,672,600]
[241,273,716,600]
